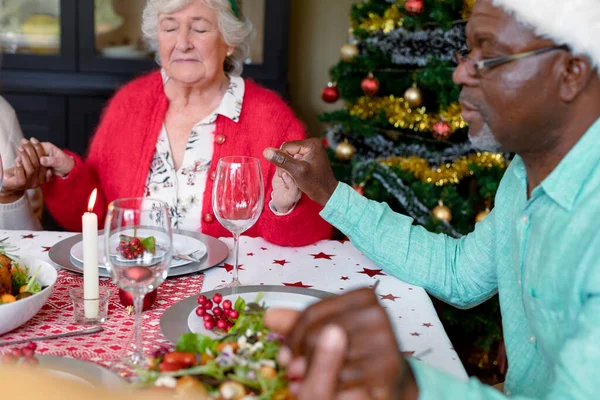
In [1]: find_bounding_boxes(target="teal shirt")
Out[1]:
[320,118,600,399]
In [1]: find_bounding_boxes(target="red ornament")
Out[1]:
[405,0,424,15]
[432,120,452,140]
[322,82,340,103]
[361,72,380,96]
[352,183,365,196]
[119,288,158,311]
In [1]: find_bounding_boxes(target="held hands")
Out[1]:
[264,288,418,400]
[263,138,339,207]
[270,154,303,214]
[1,138,75,201]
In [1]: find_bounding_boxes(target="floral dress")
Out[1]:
[144,72,244,231]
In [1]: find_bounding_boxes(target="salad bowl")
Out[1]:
[0,256,58,336]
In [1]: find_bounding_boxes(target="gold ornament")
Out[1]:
[382,152,507,186]
[432,201,452,223]
[404,83,423,108]
[475,208,490,223]
[349,97,466,134]
[335,140,356,161]
[463,0,477,19]
[356,5,404,33]
[340,43,359,62]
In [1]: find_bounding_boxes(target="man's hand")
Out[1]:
[263,138,339,207]
[264,288,419,399]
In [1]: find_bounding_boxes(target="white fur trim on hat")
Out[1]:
[491,0,600,67]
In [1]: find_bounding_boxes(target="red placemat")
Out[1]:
[0,269,204,376]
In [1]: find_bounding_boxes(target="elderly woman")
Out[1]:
[16,0,331,246]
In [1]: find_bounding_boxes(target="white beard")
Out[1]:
[468,123,502,152]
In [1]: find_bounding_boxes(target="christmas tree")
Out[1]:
[320,0,507,380]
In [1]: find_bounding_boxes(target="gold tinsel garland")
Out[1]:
[462,0,477,19]
[355,5,404,33]
[349,96,466,134]
[382,152,506,186]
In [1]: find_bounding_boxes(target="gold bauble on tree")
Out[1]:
[432,200,452,223]
[340,43,359,62]
[404,83,423,108]
[475,208,490,223]
[335,139,356,161]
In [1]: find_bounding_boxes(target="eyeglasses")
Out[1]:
[454,45,569,77]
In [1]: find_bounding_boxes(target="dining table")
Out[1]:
[0,229,467,383]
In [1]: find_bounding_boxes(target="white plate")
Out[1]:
[70,232,207,269]
[187,291,323,339]
[37,355,124,388]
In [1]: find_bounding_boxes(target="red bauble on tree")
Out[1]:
[361,72,380,96]
[432,120,452,140]
[405,0,424,15]
[321,82,340,103]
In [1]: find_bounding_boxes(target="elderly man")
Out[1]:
[263,0,600,399]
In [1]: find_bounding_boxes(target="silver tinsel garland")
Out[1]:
[366,24,466,67]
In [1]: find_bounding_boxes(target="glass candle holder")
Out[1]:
[69,286,112,325]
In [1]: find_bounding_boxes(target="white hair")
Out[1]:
[142,0,253,76]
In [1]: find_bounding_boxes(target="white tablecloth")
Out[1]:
[1,230,467,380]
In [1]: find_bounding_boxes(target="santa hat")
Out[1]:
[491,0,600,67]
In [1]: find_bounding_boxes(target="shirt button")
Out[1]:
[203,213,215,223]
[209,170,216,181]
[521,215,528,224]
[214,133,226,145]
[529,335,536,343]
[517,279,521,285]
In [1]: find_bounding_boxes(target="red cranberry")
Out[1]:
[212,293,223,304]
[216,320,227,330]
[222,300,232,310]
[213,307,223,317]
[197,295,208,305]
[229,310,239,320]
[204,321,215,330]
[195,306,206,317]
[203,300,213,310]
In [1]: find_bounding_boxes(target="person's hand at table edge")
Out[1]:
[264,287,419,400]
[263,138,339,207]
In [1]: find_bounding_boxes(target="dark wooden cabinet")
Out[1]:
[1,0,290,156]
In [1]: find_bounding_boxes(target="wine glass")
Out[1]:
[104,198,172,367]
[212,156,264,288]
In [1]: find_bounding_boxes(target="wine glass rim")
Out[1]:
[218,156,261,164]
[107,197,169,211]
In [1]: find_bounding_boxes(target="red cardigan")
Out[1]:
[43,72,332,247]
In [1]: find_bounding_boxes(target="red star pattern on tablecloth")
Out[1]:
[21,234,36,239]
[341,276,349,280]
[423,323,433,328]
[358,268,386,277]
[310,252,335,260]
[41,246,52,252]
[273,259,289,266]
[283,281,313,288]
[410,332,421,337]
[260,247,267,251]
[380,293,400,302]
[247,253,254,256]
[219,263,244,273]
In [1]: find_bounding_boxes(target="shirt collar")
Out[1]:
[540,117,600,210]
[160,69,245,124]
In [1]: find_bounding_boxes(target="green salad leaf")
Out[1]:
[10,263,29,289]
[176,332,218,354]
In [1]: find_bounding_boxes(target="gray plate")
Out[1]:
[49,230,229,278]
[160,285,335,344]
[37,355,125,388]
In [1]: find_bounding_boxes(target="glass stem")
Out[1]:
[232,233,241,284]
[131,293,145,365]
